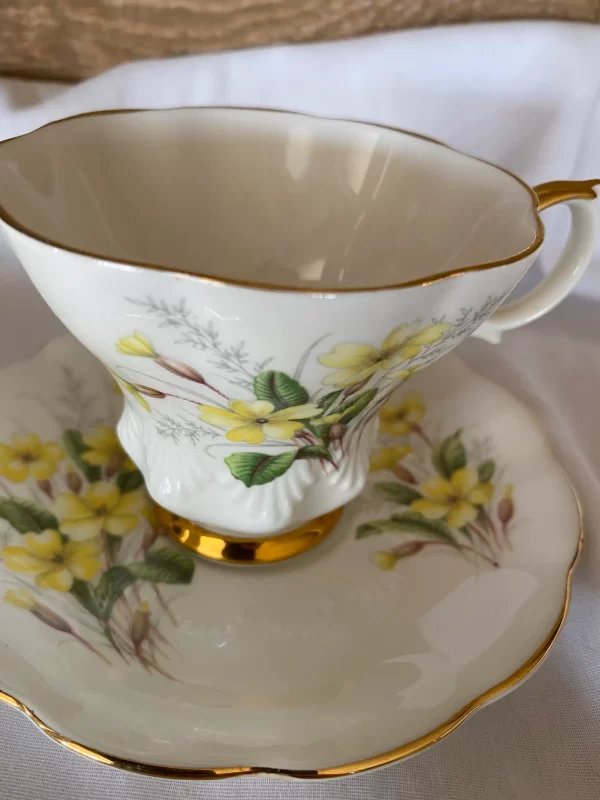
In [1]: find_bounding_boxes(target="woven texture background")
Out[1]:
[1,0,600,81]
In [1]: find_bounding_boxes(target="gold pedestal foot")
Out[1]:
[154,505,344,565]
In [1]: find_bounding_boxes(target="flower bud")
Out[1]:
[37,479,53,499]
[342,378,370,397]
[392,464,417,484]
[135,384,167,399]
[497,485,514,527]
[4,588,36,610]
[66,468,83,494]
[329,423,345,441]
[156,357,205,385]
[32,604,73,634]
[131,600,151,649]
[105,450,125,480]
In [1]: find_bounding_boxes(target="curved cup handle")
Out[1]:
[473,179,599,344]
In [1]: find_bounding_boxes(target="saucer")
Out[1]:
[0,336,581,779]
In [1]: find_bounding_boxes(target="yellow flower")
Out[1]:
[379,393,425,436]
[112,374,151,412]
[198,400,320,445]
[4,588,36,610]
[370,551,399,570]
[318,323,450,388]
[412,467,494,529]
[369,445,413,472]
[82,426,135,469]
[2,529,102,592]
[54,482,147,540]
[115,332,157,358]
[0,434,64,483]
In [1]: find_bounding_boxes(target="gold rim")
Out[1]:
[0,106,547,294]
[0,480,582,779]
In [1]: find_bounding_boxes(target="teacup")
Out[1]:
[0,108,597,563]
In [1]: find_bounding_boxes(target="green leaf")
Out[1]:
[63,429,101,483]
[356,512,457,545]
[116,469,145,493]
[0,498,58,534]
[225,450,297,487]
[129,547,195,584]
[70,579,100,617]
[94,566,136,621]
[389,511,458,546]
[337,388,378,424]
[431,430,466,479]
[295,445,335,464]
[477,459,496,483]
[459,525,473,543]
[374,482,422,505]
[317,390,343,413]
[253,371,309,409]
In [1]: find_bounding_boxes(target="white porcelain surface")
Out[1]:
[0,336,581,776]
[0,109,596,538]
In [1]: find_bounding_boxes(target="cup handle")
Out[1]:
[473,179,599,344]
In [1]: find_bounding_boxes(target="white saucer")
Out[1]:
[0,336,581,779]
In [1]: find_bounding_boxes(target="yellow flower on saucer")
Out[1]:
[82,426,135,469]
[115,332,157,358]
[2,529,102,592]
[379,393,425,436]
[0,434,64,483]
[369,445,413,472]
[4,588,36,610]
[319,323,450,388]
[198,400,320,445]
[412,467,494,529]
[54,482,146,540]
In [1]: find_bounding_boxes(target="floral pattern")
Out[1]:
[360,393,515,569]
[110,295,513,489]
[0,379,196,675]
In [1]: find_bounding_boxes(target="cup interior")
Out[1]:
[0,108,539,289]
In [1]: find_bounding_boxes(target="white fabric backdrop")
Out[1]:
[1,20,600,799]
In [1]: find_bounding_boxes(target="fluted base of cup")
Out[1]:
[154,503,344,565]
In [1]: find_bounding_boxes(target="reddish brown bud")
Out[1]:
[142,526,159,552]
[131,601,151,650]
[106,450,125,480]
[135,384,167,399]
[497,485,514,527]
[37,479,53,499]
[392,541,426,559]
[329,423,345,441]
[156,357,205,385]
[32,605,73,634]
[66,470,83,494]
[392,465,417,484]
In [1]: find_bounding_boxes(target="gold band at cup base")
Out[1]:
[154,504,344,565]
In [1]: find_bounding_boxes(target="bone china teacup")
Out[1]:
[0,108,597,564]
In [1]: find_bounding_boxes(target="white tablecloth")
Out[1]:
[1,20,600,799]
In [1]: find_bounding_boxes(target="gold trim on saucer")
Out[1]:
[0,479,582,780]
[155,504,343,565]
[0,106,595,294]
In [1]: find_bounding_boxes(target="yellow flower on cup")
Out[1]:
[2,529,102,592]
[0,433,64,483]
[82,425,135,469]
[318,323,450,388]
[411,467,494,529]
[54,482,147,540]
[379,393,425,436]
[3,588,36,609]
[198,400,320,445]
[369,445,413,473]
[115,332,157,358]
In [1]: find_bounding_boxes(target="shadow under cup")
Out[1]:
[0,108,543,563]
